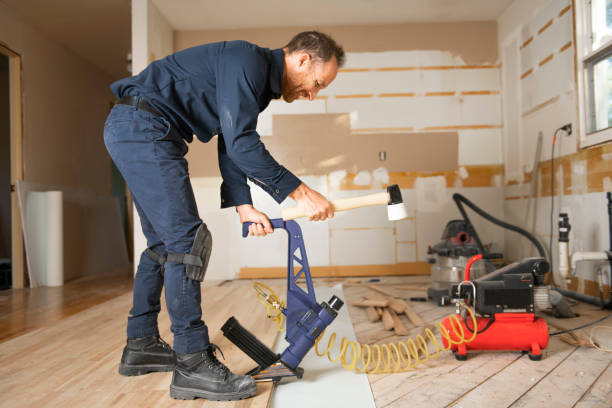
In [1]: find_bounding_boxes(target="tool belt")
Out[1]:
[115,95,162,117]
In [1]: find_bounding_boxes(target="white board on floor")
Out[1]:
[270,284,376,408]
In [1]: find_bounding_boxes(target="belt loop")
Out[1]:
[134,96,140,109]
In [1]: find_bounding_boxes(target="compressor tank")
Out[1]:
[441,313,549,360]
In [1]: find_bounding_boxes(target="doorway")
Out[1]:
[0,43,24,289]
[0,53,9,289]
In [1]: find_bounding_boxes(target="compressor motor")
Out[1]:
[443,256,550,361]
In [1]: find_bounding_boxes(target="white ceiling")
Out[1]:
[1,0,513,80]
[152,0,514,30]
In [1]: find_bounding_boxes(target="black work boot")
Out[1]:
[118,335,176,376]
[170,344,257,401]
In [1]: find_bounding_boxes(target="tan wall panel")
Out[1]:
[175,22,498,64]
[268,113,351,175]
[343,132,458,173]
[270,114,457,175]
[187,113,459,178]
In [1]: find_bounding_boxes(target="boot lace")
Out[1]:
[157,337,172,352]
[204,344,229,377]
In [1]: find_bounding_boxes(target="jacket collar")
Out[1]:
[269,48,284,99]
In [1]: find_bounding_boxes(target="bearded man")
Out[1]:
[103,31,345,401]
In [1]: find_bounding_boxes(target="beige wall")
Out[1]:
[0,2,128,282]
[0,2,114,196]
[175,22,498,64]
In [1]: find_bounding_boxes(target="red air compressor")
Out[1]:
[441,254,550,361]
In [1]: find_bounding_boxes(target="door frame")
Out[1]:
[0,41,25,288]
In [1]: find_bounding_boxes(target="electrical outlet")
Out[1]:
[560,123,572,136]
[559,207,572,237]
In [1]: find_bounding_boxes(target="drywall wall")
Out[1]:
[132,0,174,74]
[175,22,498,65]
[182,49,503,279]
[147,0,173,64]
[0,2,127,282]
[126,14,505,280]
[499,0,612,298]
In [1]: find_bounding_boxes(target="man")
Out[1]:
[104,31,345,401]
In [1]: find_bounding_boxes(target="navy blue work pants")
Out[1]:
[103,101,210,354]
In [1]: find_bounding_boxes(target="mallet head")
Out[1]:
[386,184,408,221]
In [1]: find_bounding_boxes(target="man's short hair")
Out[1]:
[286,31,346,68]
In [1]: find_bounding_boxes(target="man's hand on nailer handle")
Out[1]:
[289,183,334,221]
[236,204,273,236]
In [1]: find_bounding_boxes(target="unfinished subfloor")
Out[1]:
[0,274,611,407]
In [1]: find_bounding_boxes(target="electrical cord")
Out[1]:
[590,326,612,352]
[464,315,495,334]
[549,313,612,336]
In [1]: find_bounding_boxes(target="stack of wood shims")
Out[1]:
[351,284,426,337]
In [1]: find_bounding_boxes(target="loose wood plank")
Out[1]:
[366,306,381,322]
[352,299,390,308]
[394,298,426,327]
[388,309,410,336]
[382,308,394,331]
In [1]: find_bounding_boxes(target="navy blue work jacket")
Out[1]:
[110,41,301,208]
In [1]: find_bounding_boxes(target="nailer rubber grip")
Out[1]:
[221,316,279,369]
[242,218,286,237]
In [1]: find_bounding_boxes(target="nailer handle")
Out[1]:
[242,218,286,237]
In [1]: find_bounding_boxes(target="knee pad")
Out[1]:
[166,223,213,281]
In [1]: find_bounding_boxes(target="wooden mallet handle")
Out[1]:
[282,184,406,221]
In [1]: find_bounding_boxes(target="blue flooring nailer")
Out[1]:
[221,218,344,383]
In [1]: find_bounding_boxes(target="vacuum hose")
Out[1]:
[453,193,547,260]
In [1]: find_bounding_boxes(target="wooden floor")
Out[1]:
[0,277,279,408]
[0,269,133,342]
[1,275,611,407]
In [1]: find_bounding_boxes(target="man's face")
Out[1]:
[283,52,338,103]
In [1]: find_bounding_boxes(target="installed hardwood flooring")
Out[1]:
[0,269,133,343]
[0,278,280,407]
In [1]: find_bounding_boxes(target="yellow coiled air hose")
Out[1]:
[253,281,479,374]
[253,281,286,332]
